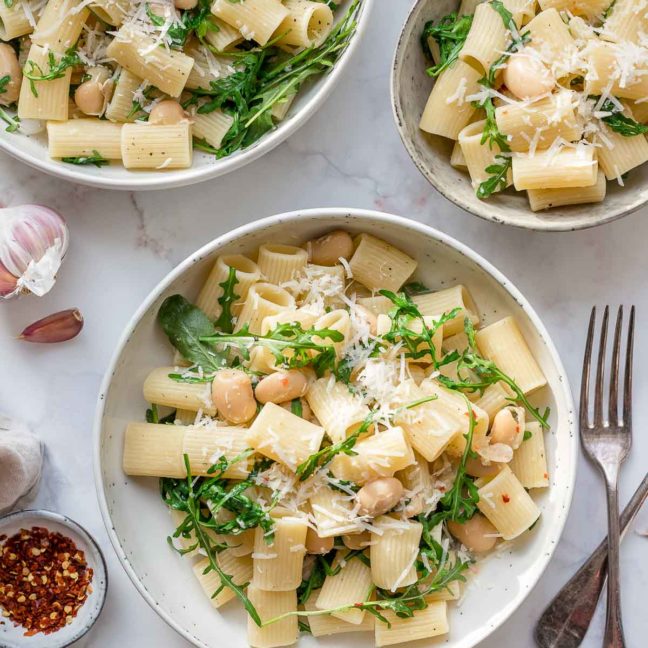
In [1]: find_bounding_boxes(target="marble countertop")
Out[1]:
[1,2,647,646]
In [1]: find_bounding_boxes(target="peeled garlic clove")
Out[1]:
[0,204,69,300]
[19,308,84,343]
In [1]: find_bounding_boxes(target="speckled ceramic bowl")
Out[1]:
[94,208,576,648]
[0,0,372,191]
[391,0,648,231]
[0,509,108,648]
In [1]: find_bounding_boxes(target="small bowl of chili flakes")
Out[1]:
[0,510,108,647]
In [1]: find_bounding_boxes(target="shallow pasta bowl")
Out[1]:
[391,0,648,231]
[0,0,372,191]
[94,207,576,648]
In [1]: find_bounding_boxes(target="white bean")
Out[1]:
[503,53,555,100]
[0,44,22,105]
[305,528,334,555]
[356,477,404,517]
[149,100,186,125]
[211,369,257,424]
[255,370,309,405]
[447,514,498,553]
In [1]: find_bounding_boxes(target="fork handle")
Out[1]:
[534,473,648,648]
[603,476,625,647]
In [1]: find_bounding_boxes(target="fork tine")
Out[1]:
[623,306,635,429]
[580,307,596,429]
[593,306,609,427]
[608,307,623,425]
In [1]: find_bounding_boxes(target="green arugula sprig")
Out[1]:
[214,266,239,333]
[24,48,80,97]
[0,107,19,133]
[297,549,367,605]
[422,399,480,527]
[162,450,274,540]
[200,322,343,376]
[146,0,217,48]
[264,550,469,627]
[0,75,10,94]
[62,150,109,167]
[3,0,14,7]
[473,28,530,199]
[598,98,648,136]
[296,396,437,481]
[377,289,459,369]
[189,1,360,158]
[438,318,551,429]
[163,454,263,625]
[159,295,228,371]
[421,12,473,77]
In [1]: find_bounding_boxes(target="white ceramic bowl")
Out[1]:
[0,509,108,648]
[0,0,372,191]
[94,208,577,648]
[391,0,648,231]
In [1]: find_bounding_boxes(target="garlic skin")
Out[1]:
[0,415,43,514]
[0,204,69,300]
[19,308,84,343]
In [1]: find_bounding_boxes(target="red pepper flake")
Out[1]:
[543,473,548,479]
[0,526,93,637]
[502,494,511,503]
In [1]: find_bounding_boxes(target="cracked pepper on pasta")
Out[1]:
[122,229,553,647]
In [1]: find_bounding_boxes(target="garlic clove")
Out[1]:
[19,308,84,343]
[0,204,69,300]
[0,260,18,297]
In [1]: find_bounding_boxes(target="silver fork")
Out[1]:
[580,305,634,648]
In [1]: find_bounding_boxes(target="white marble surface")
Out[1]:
[1,2,647,646]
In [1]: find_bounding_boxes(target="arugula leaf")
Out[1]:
[438,318,551,429]
[0,75,10,94]
[472,30,529,199]
[377,289,460,368]
[262,549,470,628]
[477,153,512,199]
[214,266,239,333]
[489,0,516,31]
[158,295,228,371]
[423,400,480,527]
[62,150,110,167]
[164,454,263,625]
[200,321,343,376]
[402,281,430,296]
[296,396,437,481]
[3,0,14,7]
[168,372,213,384]
[523,429,533,441]
[24,48,79,97]
[599,98,648,136]
[0,107,19,133]
[421,12,473,77]
[191,1,361,158]
[290,398,303,417]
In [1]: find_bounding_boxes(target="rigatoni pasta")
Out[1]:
[0,1,362,173]
[123,229,554,646]
[418,0,648,211]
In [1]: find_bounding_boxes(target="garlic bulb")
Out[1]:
[0,204,69,300]
[0,415,43,513]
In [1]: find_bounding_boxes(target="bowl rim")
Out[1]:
[93,207,577,647]
[0,0,373,192]
[390,0,647,232]
[0,508,109,648]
